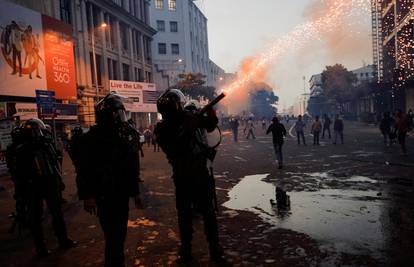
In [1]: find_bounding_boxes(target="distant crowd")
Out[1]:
[222,109,413,168]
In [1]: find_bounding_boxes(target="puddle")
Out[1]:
[223,174,386,258]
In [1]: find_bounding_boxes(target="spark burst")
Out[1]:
[221,0,370,96]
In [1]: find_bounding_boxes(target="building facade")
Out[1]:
[150,0,220,91]
[208,59,225,89]
[4,0,157,127]
[309,74,323,97]
[372,0,414,112]
[292,93,310,116]
[352,65,376,85]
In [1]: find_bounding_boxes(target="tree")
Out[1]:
[171,72,216,101]
[249,83,279,119]
[321,64,357,105]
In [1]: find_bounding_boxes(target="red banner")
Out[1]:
[41,15,76,100]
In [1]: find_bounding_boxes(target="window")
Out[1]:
[158,43,166,54]
[168,0,176,11]
[60,0,72,24]
[155,0,163,9]
[146,71,153,82]
[134,67,138,82]
[138,68,144,81]
[170,21,178,32]
[112,0,122,6]
[123,63,130,81]
[171,43,179,55]
[86,4,100,32]
[90,53,102,85]
[144,36,152,62]
[119,23,129,52]
[129,0,135,15]
[132,30,142,59]
[157,20,165,32]
[107,58,118,80]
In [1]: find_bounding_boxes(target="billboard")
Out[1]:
[109,80,158,113]
[13,102,38,120]
[0,0,76,100]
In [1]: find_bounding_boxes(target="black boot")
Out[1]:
[209,243,225,262]
[36,244,51,257]
[176,244,192,263]
[59,238,77,249]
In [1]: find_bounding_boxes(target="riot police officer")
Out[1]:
[7,125,27,233]
[67,127,83,169]
[76,93,142,267]
[14,118,76,256]
[154,89,224,262]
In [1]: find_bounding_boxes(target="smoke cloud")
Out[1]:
[220,0,371,115]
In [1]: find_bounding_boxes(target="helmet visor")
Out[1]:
[115,108,129,123]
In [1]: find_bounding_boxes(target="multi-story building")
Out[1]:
[3,0,157,126]
[307,65,376,117]
[292,94,310,116]
[150,0,222,91]
[309,74,323,97]
[352,64,376,85]
[372,0,414,111]
[208,59,225,89]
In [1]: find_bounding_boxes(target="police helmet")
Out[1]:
[72,126,83,136]
[184,100,201,112]
[95,93,128,124]
[157,89,186,118]
[22,118,47,138]
[10,125,23,143]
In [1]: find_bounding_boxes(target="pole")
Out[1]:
[89,4,99,102]
[303,76,306,94]
[52,109,57,147]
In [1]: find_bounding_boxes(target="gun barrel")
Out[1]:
[199,93,226,115]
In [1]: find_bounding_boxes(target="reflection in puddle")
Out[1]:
[345,175,377,183]
[329,155,347,158]
[223,174,385,258]
[234,156,247,162]
[304,172,331,179]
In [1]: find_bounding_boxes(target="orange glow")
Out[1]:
[220,0,370,114]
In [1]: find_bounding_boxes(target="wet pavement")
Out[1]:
[215,121,414,266]
[0,121,413,266]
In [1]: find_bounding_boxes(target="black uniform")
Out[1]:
[68,130,83,176]
[77,122,140,267]
[155,109,222,259]
[6,128,27,232]
[266,121,287,168]
[14,134,70,254]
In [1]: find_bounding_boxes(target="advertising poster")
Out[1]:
[109,80,158,113]
[0,0,76,100]
[42,15,76,100]
[14,102,38,120]
[0,0,46,97]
